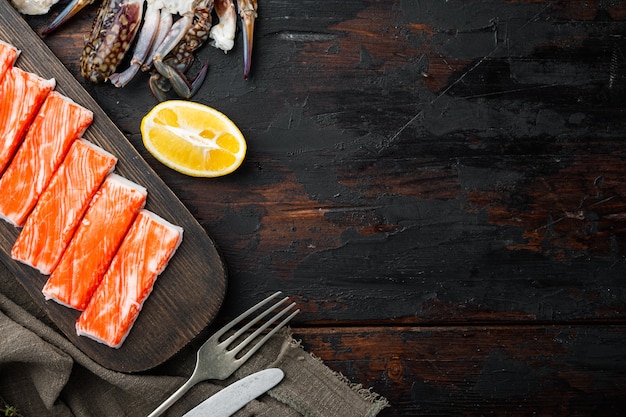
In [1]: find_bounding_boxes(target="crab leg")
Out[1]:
[210,0,236,52]
[152,13,195,64]
[142,11,174,70]
[236,0,257,79]
[41,0,95,35]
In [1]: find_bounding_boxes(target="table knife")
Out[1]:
[182,368,284,417]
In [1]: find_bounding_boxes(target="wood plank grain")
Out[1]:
[149,0,626,324]
[0,0,227,372]
[13,0,626,363]
[7,1,626,414]
[294,325,626,416]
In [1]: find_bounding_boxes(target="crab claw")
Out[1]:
[149,73,171,102]
[237,0,257,79]
[42,0,94,35]
[153,59,209,99]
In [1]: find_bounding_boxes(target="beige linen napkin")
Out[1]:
[0,262,388,417]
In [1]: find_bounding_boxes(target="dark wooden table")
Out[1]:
[16,0,626,415]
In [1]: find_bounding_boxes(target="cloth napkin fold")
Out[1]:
[0,262,388,417]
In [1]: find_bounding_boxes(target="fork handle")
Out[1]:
[146,377,199,417]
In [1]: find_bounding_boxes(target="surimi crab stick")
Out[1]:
[0,40,19,81]
[76,209,183,348]
[0,67,54,176]
[0,39,186,349]
[11,139,117,274]
[0,91,93,226]
[42,174,147,310]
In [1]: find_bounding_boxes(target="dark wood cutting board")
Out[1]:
[0,0,227,372]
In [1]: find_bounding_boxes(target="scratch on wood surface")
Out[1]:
[468,153,626,259]
[274,31,337,42]
[519,1,555,30]
[382,49,498,152]
[284,205,384,217]
[609,43,619,89]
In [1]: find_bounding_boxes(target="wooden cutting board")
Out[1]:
[0,0,227,372]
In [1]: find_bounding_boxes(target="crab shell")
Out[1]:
[80,0,144,82]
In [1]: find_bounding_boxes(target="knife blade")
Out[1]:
[182,368,284,417]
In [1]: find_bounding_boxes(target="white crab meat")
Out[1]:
[149,0,197,16]
[210,0,236,52]
[11,0,59,15]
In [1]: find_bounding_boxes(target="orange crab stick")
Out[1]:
[0,91,93,226]
[0,40,19,81]
[0,67,55,177]
[11,139,117,275]
[43,174,147,310]
[76,209,183,348]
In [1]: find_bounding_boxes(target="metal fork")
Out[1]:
[147,291,299,417]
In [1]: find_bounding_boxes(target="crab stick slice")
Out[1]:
[42,174,148,310]
[76,210,183,348]
[0,41,19,81]
[0,91,93,226]
[0,67,55,176]
[11,139,117,275]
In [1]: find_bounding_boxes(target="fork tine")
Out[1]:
[228,300,297,356]
[221,296,290,347]
[212,291,283,340]
[233,305,300,362]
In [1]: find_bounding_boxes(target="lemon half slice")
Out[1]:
[141,100,247,177]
